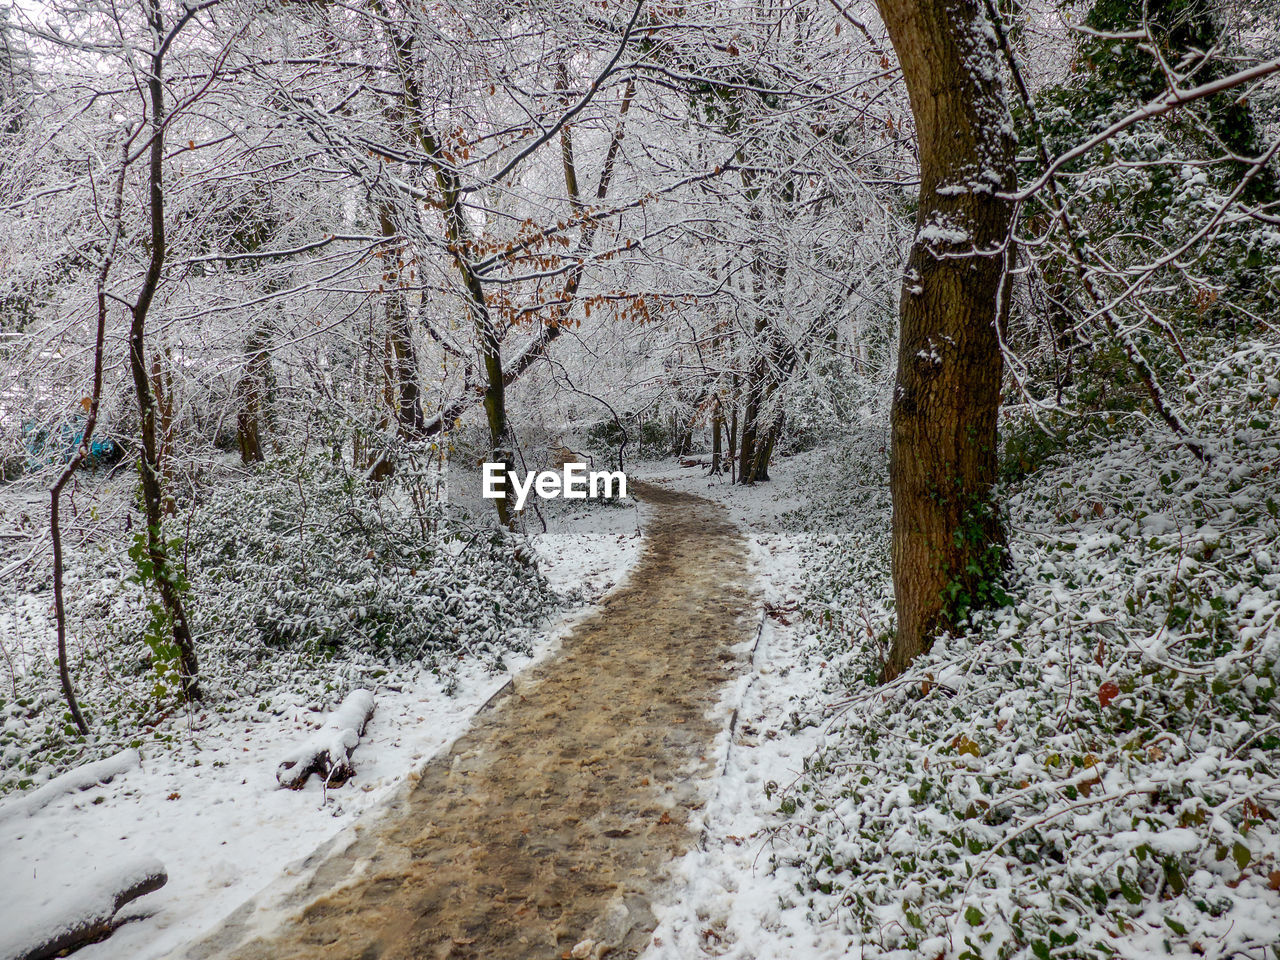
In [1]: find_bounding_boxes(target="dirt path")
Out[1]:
[180,483,757,960]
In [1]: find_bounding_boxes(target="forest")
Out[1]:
[1,0,1278,958]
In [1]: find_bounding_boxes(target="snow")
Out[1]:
[0,498,646,960]
[275,688,375,789]
[3,856,166,960]
[918,223,972,245]
[0,749,139,823]
[635,453,843,960]
[6,365,1280,960]
[634,353,1280,959]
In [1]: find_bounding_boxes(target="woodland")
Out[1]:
[2,0,1280,958]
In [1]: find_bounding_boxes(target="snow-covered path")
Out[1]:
[172,483,759,960]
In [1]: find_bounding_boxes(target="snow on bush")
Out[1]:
[1,456,555,794]
[774,342,1280,959]
[173,458,552,662]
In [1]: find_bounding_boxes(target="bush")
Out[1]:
[0,453,557,795]
[181,457,554,663]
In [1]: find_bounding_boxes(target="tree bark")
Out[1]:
[374,4,514,525]
[728,399,738,483]
[749,410,781,482]
[377,207,427,441]
[710,397,723,474]
[876,0,1017,682]
[737,373,760,484]
[236,320,274,464]
[46,138,133,737]
[127,0,199,700]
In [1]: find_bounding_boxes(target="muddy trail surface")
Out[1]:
[180,483,757,960]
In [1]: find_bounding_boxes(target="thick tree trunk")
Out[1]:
[876,0,1017,682]
[749,410,781,482]
[737,377,760,484]
[127,0,199,700]
[236,321,274,464]
[728,400,738,483]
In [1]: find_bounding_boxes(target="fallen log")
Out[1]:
[0,749,139,823]
[277,689,375,790]
[4,858,167,960]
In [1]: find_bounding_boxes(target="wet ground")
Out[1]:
[178,482,757,960]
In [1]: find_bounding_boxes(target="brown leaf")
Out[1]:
[1098,681,1120,709]
[167,792,180,801]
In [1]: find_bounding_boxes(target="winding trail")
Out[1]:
[181,483,757,960]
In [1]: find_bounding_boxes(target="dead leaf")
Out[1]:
[1098,681,1120,709]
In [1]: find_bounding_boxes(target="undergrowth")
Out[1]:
[778,339,1280,959]
[0,456,555,794]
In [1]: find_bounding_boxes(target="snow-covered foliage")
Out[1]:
[775,342,1280,959]
[1,457,555,795]
[163,458,551,662]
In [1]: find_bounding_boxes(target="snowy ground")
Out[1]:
[640,345,1280,960]
[0,496,644,960]
[633,453,850,959]
[11,420,1275,960]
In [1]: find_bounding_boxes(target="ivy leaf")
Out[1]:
[1232,842,1252,870]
